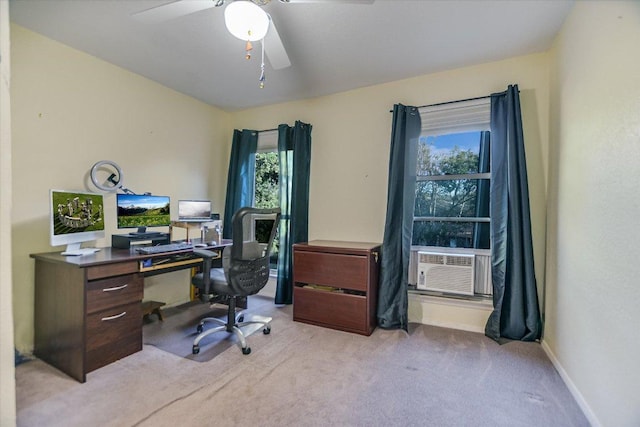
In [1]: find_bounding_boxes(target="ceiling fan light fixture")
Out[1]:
[224,1,270,42]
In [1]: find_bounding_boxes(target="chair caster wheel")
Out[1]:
[192,345,200,355]
[242,346,251,355]
[263,327,271,335]
[196,324,203,334]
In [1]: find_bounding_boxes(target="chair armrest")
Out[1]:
[193,249,218,259]
[193,249,219,300]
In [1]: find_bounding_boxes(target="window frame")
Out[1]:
[413,99,491,250]
[253,130,280,272]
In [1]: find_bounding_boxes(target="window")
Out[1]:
[413,131,490,249]
[410,98,492,297]
[413,99,491,250]
[254,151,279,209]
[254,131,279,269]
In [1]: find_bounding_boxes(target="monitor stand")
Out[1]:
[128,227,162,239]
[61,243,100,256]
[112,233,170,249]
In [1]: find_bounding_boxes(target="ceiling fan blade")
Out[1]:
[279,0,374,4]
[264,17,291,70]
[132,0,220,24]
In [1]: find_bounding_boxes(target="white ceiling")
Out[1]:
[9,0,574,112]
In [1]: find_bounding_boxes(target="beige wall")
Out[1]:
[231,53,550,244]
[545,2,640,426]
[1,1,16,425]
[11,25,232,353]
[231,53,550,331]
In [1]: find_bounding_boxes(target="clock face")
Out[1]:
[90,160,124,192]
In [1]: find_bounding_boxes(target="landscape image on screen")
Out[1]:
[52,191,104,236]
[117,194,171,228]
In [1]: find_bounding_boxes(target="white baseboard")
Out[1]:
[540,339,602,427]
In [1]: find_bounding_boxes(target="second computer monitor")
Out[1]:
[177,200,212,222]
[116,194,171,234]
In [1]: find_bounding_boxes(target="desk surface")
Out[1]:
[30,239,232,268]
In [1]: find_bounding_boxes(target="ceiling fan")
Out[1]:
[133,0,374,72]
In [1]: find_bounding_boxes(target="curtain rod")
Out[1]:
[389,94,491,113]
[258,128,278,133]
[398,89,518,111]
[417,94,491,109]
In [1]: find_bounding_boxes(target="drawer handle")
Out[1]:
[102,284,128,292]
[101,311,126,321]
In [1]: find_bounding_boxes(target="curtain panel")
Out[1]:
[275,121,312,305]
[222,129,258,239]
[472,131,491,249]
[376,104,421,330]
[485,84,542,342]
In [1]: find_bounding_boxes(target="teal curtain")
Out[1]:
[377,104,421,330]
[275,121,312,305]
[472,131,491,249]
[223,129,258,239]
[485,85,542,342]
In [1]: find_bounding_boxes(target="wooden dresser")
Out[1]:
[292,240,381,336]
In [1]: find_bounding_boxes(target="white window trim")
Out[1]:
[419,97,490,136]
[415,97,491,230]
[257,130,278,153]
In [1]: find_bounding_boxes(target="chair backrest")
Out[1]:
[226,207,281,296]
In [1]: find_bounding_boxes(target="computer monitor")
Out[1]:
[50,189,105,255]
[116,193,170,235]
[177,200,212,222]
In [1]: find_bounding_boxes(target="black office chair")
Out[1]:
[191,206,281,355]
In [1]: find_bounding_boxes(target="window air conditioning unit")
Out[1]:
[417,251,475,296]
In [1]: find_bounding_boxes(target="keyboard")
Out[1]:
[135,242,193,255]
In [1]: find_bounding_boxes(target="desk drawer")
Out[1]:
[86,261,139,280]
[86,274,143,314]
[293,251,368,291]
[293,286,369,335]
[86,302,142,372]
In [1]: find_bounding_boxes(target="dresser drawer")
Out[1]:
[86,274,143,314]
[86,302,142,372]
[293,251,369,291]
[293,286,370,335]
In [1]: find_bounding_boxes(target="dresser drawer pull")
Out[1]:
[102,284,128,292]
[101,312,127,321]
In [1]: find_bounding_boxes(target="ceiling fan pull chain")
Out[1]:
[259,38,266,88]
[245,39,253,60]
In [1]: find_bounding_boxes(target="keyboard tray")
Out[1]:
[136,242,193,255]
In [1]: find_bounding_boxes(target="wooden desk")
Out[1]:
[30,240,229,382]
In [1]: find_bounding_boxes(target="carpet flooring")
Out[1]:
[16,295,590,427]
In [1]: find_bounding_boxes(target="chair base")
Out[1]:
[192,312,272,355]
